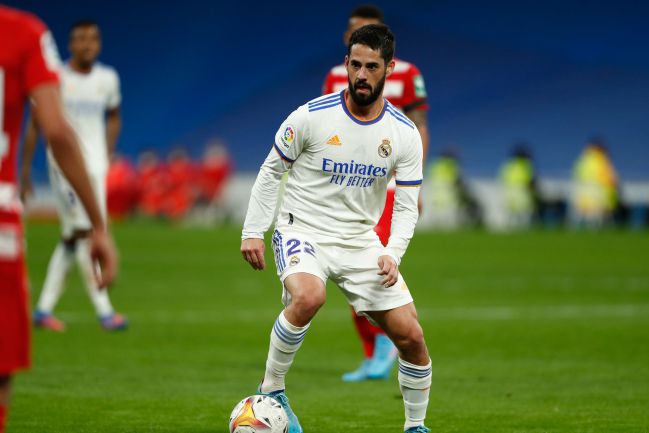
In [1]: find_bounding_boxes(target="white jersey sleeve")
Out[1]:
[106,68,121,109]
[386,128,423,264]
[241,106,309,239]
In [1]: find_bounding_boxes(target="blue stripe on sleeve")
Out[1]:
[395,179,423,186]
[273,143,295,163]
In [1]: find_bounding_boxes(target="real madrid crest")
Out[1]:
[289,255,300,266]
[378,139,392,158]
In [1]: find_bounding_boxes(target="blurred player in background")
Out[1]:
[21,20,126,332]
[0,6,117,431]
[322,4,430,382]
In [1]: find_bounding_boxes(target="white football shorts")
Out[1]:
[271,226,413,313]
[48,163,106,238]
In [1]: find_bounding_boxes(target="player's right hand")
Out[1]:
[89,230,118,288]
[241,238,266,270]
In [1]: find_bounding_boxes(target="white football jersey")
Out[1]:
[243,91,423,262]
[47,61,121,174]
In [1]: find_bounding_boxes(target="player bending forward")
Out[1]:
[241,25,431,433]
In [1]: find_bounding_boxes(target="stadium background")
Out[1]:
[7,0,649,180]
[3,2,649,432]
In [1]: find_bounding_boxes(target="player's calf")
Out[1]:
[369,305,428,365]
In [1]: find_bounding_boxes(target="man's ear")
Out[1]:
[386,59,396,77]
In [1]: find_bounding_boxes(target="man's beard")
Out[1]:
[348,74,386,106]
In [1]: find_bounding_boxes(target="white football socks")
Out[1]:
[36,242,74,313]
[261,311,310,393]
[75,239,114,317]
[398,357,432,430]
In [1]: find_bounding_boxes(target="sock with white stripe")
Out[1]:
[398,357,432,430]
[260,311,310,393]
[36,242,74,313]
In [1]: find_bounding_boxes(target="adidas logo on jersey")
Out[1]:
[326,135,342,146]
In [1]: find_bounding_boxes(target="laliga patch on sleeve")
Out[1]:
[0,225,20,260]
[279,125,296,150]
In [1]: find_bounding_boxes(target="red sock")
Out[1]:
[0,404,7,433]
[351,309,385,358]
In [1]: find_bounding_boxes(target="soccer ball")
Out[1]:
[229,395,288,433]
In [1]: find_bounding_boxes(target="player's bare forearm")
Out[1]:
[20,112,40,201]
[377,255,398,287]
[106,107,122,158]
[241,238,266,271]
[31,84,118,287]
[31,85,105,232]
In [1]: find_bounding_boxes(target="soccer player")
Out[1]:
[241,25,431,433]
[21,20,127,331]
[322,4,430,382]
[0,6,117,431]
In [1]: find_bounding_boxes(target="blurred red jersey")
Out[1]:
[322,58,428,112]
[0,5,60,375]
[0,6,60,212]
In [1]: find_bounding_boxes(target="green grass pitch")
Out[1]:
[9,222,649,432]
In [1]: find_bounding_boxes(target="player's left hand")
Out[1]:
[377,255,398,287]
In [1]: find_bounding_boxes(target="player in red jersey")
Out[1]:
[323,4,430,382]
[0,6,118,431]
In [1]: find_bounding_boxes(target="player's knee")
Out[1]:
[392,323,425,353]
[291,285,326,318]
